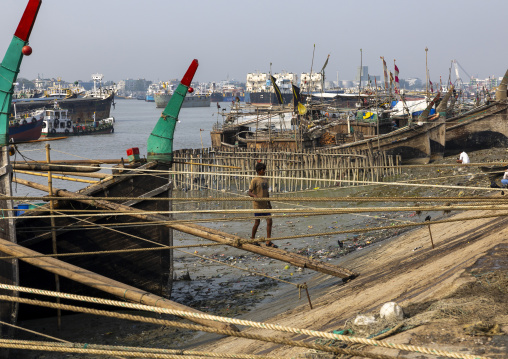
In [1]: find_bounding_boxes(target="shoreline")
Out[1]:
[11,148,508,358]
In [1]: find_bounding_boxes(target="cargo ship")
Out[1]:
[210,92,223,102]
[11,74,115,122]
[245,71,295,105]
[154,92,210,108]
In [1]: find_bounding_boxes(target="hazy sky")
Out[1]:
[2,0,507,84]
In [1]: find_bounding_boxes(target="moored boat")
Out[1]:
[444,69,508,150]
[8,108,44,142]
[40,102,114,138]
[11,74,115,123]
[14,60,201,316]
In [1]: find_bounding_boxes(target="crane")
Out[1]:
[452,59,473,86]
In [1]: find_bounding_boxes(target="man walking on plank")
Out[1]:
[249,162,277,248]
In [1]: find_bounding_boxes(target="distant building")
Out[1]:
[123,78,152,92]
[355,66,369,83]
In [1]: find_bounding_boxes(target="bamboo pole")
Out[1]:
[0,237,236,331]
[13,159,122,165]
[53,172,109,179]
[13,164,101,172]
[14,170,99,184]
[45,144,61,329]
[14,178,358,279]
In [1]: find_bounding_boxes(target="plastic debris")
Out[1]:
[354,315,377,326]
[380,302,404,321]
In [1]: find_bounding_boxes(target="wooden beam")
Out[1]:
[52,172,109,179]
[13,170,99,184]
[13,164,101,172]
[0,237,237,332]
[13,159,124,165]
[14,178,358,280]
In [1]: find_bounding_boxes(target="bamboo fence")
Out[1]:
[172,147,401,193]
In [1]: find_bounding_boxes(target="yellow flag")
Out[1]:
[298,102,307,115]
[363,112,373,119]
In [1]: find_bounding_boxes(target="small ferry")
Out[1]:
[41,102,114,138]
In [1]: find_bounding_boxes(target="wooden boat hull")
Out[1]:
[8,118,43,142]
[15,162,173,317]
[445,102,508,149]
[429,121,446,160]
[40,124,114,137]
[334,122,444,164]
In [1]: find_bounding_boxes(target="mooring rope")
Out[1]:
[6,195,508,202]
[3,212,507,261]
[11,161,502,193]
[0,339,274,359]
[0,295,398,359]
[0,287,489,359]
[4,203,508,221]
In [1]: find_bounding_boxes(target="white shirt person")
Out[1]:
[457,151,470,164]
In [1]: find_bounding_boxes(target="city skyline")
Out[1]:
[2,0,507,85]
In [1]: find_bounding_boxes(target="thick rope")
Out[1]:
[0,286,489,359]
[6,195,508,202]
[3,212,508,260]
[12,163,499,192]
[5,204,508,221]
[0,339,274,359]
[0,295,400,359]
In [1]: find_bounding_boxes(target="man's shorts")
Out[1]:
[255,212,271,217]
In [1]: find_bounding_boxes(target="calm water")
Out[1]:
[13,99,228,196]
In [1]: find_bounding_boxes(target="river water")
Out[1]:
[13,99,227,196]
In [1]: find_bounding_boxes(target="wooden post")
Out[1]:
[0,145,18,348]
[427,222,435,249]
[45,144,61,329]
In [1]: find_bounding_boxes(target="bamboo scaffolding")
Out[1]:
[14,178,358,280]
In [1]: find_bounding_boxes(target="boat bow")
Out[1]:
[147,59,199,163]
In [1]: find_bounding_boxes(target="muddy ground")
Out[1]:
[11,148,508,358]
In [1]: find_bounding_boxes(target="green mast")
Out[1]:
[147,59,199,164]
[0,0,42,146]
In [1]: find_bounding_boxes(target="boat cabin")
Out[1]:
[42,107,72,134]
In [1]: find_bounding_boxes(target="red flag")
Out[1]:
[394,60,400,94]
[429,80,434,93]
